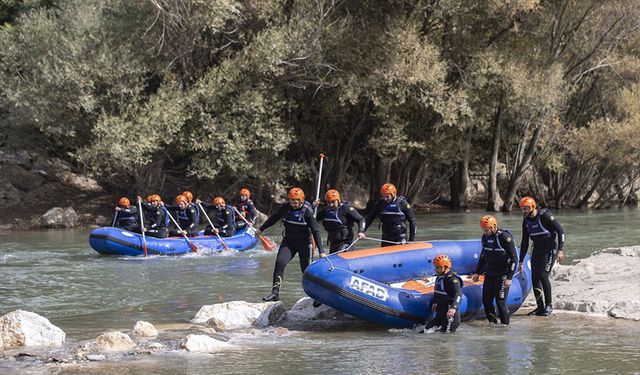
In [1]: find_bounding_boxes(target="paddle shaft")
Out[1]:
[197,202,230,250]
[137,199,148,257]
[111,211,118,227]
[164,207,197,252]
[313,153,325,218]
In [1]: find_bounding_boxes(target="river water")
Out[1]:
[1,209,639,374]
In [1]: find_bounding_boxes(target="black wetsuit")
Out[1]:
[425,270,462,333]
[259,202,324,296]
[519,208,565,312]
[234,199,258,230]
[365,196,417,247]
[114,207,139,232]
[201,203,236,237]
[141,203,169,238]
[317,201,366,253]
[476,229,518,324]
[165,203,199,236]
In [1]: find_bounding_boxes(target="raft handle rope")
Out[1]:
[362,236,409,245]
[323,238,360,271]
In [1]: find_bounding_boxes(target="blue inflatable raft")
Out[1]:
[302,240,532,328]
[89,227,259,256]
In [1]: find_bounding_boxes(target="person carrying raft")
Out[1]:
[256,187,325,302]
[365,183,417,247]
[423,254,462,333]
[312,189,366,253]
[472,215,518,325]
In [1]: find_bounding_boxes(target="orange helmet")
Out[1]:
[288,187,305,200]
[325,189,341,202]
[380,183,397,198]
[118,197,130,208]
[239,188,251,197]
[146,195,153,203]
[150,194,161,203]
[433,254,452,270]
[213,196,225,206]
[182,191,193,203]
[480,215,498,231]
[519,196,537,210]
[176,194,188,205]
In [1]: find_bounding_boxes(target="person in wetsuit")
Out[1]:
[113,197,139,232]
[200,196,236,237]
[312,189,366,253]
[256,187,325,302]
[234,188,258,230]
[365,183,417,247]
[165,194,199,237]
[518,196,566,316]
[138,194,169,238]
[424,254,462,333]
[472,215,518,325]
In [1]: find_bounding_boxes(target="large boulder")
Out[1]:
[78,332,136,354]
[58,171,103,193]
[180,334,234,353]
[38,207,78,228]
[131,321,158,337]
[276,297,361,330]
[192,301,285,330]
[0,310,66,348]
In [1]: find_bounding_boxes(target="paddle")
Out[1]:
[232,207,276,251]
[111,210,118,227]
[164,207,198,253]
[137,199,148,257]
[311,153,326,260]
[197,202,230,251]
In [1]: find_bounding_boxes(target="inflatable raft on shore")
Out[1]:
[302,240,532,328]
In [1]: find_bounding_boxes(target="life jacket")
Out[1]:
[215,204,236,228]
[282,202,312,242]
[176,206,197,229]
[157,206,170,228]
[380,196,408,226]
[234,199,255,222]
[524,208,553,244]
[481,228,514,273]
[322,202,353,232]
[433,271,463,305]
[189,203,200,225]
[116,210,137,230]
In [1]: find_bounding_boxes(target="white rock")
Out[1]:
[39,207,78,228]
[280,297,360,323]
[86,354,106,361]
[0,310,66,348]
[180,334,234,353]
[132,321,158,337]
[83,332,136,352]
[192,301,285,330]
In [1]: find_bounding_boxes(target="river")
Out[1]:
[1,208,639,374]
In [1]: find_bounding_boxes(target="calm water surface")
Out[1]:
[1,209,639,374]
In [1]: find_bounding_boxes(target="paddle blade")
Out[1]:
[259,235,276,252]
[190,242,198,253]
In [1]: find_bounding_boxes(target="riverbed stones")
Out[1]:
[180,334,234,353]
[38,207,78,228]
[192,301,285,330]
[131,321,158,337]
[78,332,136,353]
[0,310,66,348]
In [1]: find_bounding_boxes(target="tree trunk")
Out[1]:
[501,121,544,211]
[487,98,504,211]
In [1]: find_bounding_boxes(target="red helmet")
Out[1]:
[380,183,397,198]
[288,187,305,200]
[480,215,498,231]
[433,254,452,270]
[118,197,130,208]
[182,191,193,203]
[519,196,537,210]
[325,189,341,202]
[213,196,225,206]
[176,194,188,205]
[239,188,251,197]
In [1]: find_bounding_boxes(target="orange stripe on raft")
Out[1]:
[337,242,433,259]
[401,275,484,294]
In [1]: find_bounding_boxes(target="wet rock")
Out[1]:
[132,321,158,338]
[280,297,355,322]
[180,334,234,353]
[86,354,106,361]
[93,215,108,226]
[0,310,66,348]
[193,301,285,330]
[146,342,165,351]
[79,332,136,353]
[38,207,78,228]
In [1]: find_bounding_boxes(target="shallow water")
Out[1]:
[1,208,639,373]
